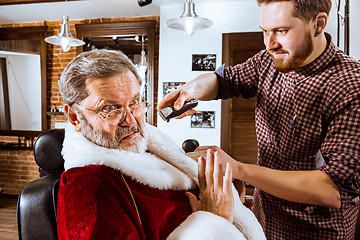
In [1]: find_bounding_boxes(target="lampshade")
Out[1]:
[45,15,85,52]
[166,0,212,36]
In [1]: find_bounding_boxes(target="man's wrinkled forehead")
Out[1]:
[86,69,138,89]
[84,70,140,105]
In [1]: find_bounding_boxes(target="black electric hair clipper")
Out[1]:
[159,99,198,122]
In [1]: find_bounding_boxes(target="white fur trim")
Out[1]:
[146,124,198,183]
[232,185,267,240]
[62,123,197,190]
[167,211,247,240]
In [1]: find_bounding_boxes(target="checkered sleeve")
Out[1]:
[320,94,360,198]
[215,50,269,100]
[214,64,233,100]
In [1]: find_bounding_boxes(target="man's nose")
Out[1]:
[265,32,280,51]
[119,110,137,127]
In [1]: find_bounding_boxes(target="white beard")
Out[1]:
[121,133,147,153]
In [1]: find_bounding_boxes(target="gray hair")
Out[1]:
[59,49,142,105]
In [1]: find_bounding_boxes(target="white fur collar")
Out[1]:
[62,123,198,191]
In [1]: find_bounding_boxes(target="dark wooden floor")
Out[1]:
[0,197,18,240]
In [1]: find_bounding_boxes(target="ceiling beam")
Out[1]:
[0,0,82,6]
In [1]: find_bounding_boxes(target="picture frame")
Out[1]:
[190,111,215,128]
[192,54,216,71]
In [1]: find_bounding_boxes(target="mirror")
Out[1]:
[76,21,156,125]
[82,34,149,100]
[0,26,47,136]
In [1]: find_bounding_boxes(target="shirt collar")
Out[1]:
[293,32,336,76]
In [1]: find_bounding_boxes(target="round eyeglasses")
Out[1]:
[75,101,150,125]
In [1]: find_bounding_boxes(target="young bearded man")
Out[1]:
[158,0,360,239]
[56,49,265,240]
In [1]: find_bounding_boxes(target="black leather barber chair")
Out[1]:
[17,129,65,240]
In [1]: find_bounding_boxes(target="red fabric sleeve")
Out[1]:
[57,165,145,240]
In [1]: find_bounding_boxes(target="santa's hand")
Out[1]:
[186,149,234,223]
[185,150,205,161]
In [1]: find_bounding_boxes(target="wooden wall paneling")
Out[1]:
[221,32,265,166]
[220,33,231,154]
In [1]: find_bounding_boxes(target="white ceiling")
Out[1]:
[0,0,245,24]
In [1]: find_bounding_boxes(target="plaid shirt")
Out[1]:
[216,34,360,239]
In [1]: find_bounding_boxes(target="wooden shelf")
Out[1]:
[0,144,33,150]
[0,130,38,150]
[0,130,41,137]
[47,111,65,124]
[47,111,64,115]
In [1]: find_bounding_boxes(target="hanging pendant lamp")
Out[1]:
[136,35,148,80]
[45,0,84,53]
[166,0,213,36]
[134,35,148,98]
[45,15,84,52]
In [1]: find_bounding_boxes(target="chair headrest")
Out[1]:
[182,139,199,153]
[34,129,65,173]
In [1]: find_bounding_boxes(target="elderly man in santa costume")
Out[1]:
[56,49,265,240]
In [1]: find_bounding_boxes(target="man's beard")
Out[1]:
[269,30,313,73]
[79,115,147,153]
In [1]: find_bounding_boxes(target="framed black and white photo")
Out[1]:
[191,111,215,128]
[163,82,185,97]
[192,54,216,71]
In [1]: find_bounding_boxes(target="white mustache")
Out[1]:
[115,124,143,141]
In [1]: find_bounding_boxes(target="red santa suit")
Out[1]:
[57,123,266,240]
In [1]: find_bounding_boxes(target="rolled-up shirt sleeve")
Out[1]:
[214,50,268,100]
[214,64,232,100]
[320,97,360,198]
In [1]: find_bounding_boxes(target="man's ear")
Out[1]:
[64,104,81,132]
[314,12,328,37]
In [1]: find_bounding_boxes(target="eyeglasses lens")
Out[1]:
[106,103,148,125]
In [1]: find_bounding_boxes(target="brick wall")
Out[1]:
[0,15,160,196]
[0,148,38,195]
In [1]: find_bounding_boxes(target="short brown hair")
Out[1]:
[257,0,332,22]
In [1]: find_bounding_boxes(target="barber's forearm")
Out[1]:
[188,73,219,101]
[158,73,219,111]
[233,162,341,208]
